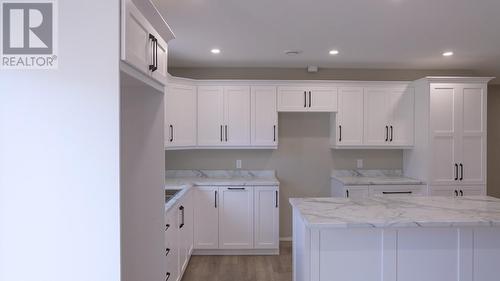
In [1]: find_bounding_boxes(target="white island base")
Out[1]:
[291,197,500,281]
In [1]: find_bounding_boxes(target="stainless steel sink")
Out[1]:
[165,189,181,203]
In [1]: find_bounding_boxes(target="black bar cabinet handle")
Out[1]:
[460,163,464,181]
[165,248,170,256]
[460,190,464,196]
[382,191,413,195]
[149,34,156,71]
[169,125,173,142]
[225,125,228,142]
[385,126,389,142]
[220,125,223,142]
[454,163,459,181]
[390,125,393,142]
[304,91,307,107]
[165,224,170,231]
[166,272,171,281]
[455,190,459,196]
[308,91,312,107]
[155,38,158,71]
[346,189,349,198]
[275,190,279,208]
[228,187,246,190]
[179,205,184,228]
[339,125,342,142]
[273,125,276,142]
[214,190,217,208]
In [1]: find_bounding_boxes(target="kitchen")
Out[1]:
[2,1,500,281]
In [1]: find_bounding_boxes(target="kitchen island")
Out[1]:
[290,196,500,281]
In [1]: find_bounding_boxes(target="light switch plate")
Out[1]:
[356,159,363,169]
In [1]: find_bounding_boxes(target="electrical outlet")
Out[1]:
[236,160,242,169]
[356,159,364,169]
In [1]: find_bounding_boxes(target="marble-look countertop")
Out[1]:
[331,169,425,185]
[289,196,500,228]
[164,170,279,212]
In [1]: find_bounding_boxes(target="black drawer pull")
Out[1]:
[382,191,412,195]
[165,224,170,231]
[460,190,464,196]
[227,187,245,190]
[166,272,171,281]
[165,248,170,256]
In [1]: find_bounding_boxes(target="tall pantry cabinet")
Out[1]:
[403,77,493,197]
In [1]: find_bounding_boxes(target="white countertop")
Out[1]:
[331,169,424,185]
[289,196,500,229]
[164,170,279,212]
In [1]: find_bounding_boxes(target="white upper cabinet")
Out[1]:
[121,0,169,85]
[197,86,250,147]
[251,86,278,147]
[430,83,486,186]
[224,86,251,146]
[363,87,414,147]
[277,86,337,112]
[197,86,225,146]
[165,84,197,149]
[332,87,364,147]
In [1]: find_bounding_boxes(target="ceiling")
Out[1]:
[153,0,500,79]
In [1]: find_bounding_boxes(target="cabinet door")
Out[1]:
[197,86,224,146]
[254,186,279,249]
[165,209,179,281]
[193,187,219,249]
[277,87,308,112]
[388,88,414,146]
[336,87,364,146]
[460,185,486,196]
[121,0,153,75]
[364,88,390,146]
[219,187,254,249]
[345,186,370,198]
[224,86,251,146]
[251,86,278,146]
[165,84,197,148]
[430,85,461,185]
[428,186,458,197]
[460,85,487,186]
[309,87,338,112]
[151,35,168,84]
[178,191,193,274]
[369,185,426,197]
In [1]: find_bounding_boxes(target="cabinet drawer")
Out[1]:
[369,185,426,196]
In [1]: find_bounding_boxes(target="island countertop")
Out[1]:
[289,196,500,228]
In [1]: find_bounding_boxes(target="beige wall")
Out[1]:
[488,85,500,198]
[166,113,402,238]
[166,67,498,238]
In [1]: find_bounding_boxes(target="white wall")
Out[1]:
[0,2,120,281]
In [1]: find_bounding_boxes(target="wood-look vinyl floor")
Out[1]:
[181,242,292,281]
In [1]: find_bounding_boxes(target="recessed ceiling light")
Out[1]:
[329,49,339,55]
[442,51,454,57]
[211,48,221,54]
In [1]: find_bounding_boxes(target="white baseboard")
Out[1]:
[192,248,279,256]
[280,236,292,242]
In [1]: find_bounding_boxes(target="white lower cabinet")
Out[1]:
[165,190,193,281]
[219,187,254,249]
[193,185,280,253]
[193,187,219,249]
[429,185,485,197]
[254,186,280,249]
